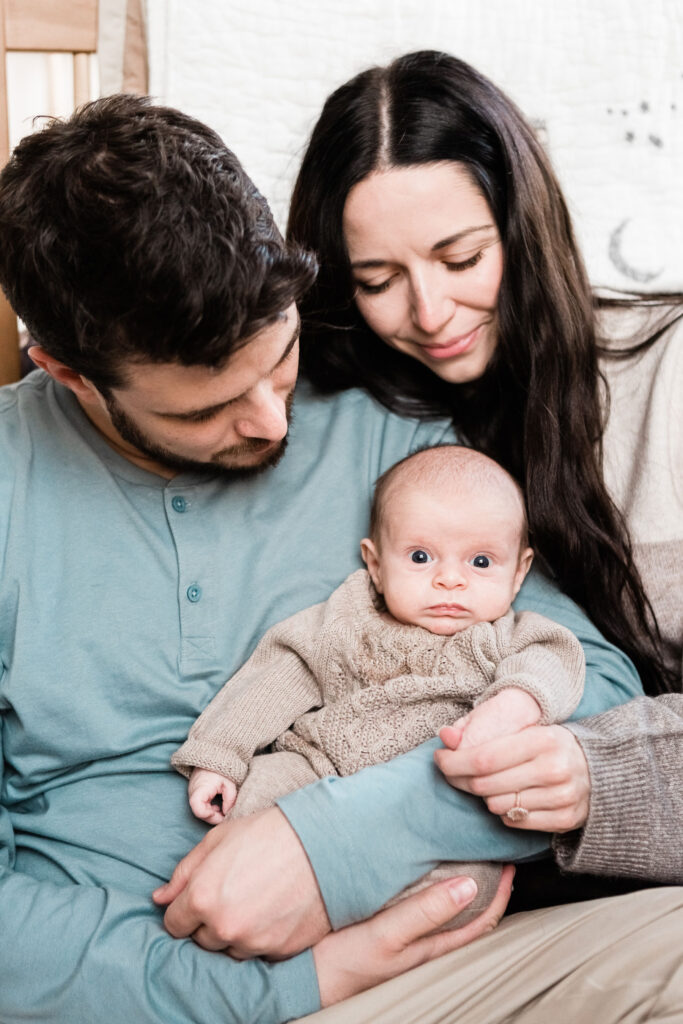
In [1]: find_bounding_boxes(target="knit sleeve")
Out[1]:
[473,610,586,724]
[171,602,327,784]
[553,693,683,882]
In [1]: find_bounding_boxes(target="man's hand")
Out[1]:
[314,866,515,1007]
[152,807,331,958]
[187,767,237,825]
[435,723,591,833]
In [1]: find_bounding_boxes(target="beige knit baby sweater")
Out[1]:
[172,569,585,789]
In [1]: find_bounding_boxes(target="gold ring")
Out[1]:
[505,792,529,823]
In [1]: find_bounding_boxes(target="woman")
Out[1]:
[288,50,683,1021]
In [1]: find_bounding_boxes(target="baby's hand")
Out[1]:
[443,688,542,751]
[188,768,237,825]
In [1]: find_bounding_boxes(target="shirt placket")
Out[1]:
[165,484,218,675]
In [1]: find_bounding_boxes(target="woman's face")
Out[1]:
[343,162,503,384]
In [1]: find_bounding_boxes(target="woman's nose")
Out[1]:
[410,279,454,336]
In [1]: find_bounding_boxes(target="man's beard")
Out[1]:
[104,390,293,479]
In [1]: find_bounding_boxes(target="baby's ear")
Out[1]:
[513,547,534,595]
[360,538,383,592]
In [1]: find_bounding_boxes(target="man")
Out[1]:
[0,95,663,1024]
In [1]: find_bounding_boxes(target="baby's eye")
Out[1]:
[470,554,491,569]
[410,549,432,564]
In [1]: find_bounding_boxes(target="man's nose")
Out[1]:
[235,384,289,442]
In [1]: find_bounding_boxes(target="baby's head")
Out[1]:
[361,446,533,635]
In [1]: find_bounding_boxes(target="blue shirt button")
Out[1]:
[172,496,187,513]
[186,584,202,603]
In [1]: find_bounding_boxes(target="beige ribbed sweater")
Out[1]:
[172,569,585,792]
[555,305,683,882]
[598,303,683,677]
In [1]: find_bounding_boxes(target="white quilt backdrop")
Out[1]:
[146,0,683,290]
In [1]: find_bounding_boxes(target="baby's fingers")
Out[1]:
[189,787,225,823]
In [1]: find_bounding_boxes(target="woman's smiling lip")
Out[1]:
[420,325,482,360]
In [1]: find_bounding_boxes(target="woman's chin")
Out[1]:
[419,346,495,385]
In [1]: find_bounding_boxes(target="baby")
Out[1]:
[172,445,585,924]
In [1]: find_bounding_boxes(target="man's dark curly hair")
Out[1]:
[0,93,317,390]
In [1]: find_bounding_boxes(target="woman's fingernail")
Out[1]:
[449,877,477,902]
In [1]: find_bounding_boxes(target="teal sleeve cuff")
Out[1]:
[269,948,320,1022]
[279,739,548,929]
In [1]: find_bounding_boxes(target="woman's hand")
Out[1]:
[314,866,514,1008]
[435,723,591,833]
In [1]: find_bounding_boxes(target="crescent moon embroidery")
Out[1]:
[608,219,662,283]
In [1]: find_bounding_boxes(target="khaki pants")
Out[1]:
[301,887,683,1023]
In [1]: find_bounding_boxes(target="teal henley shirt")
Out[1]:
[0,372,642,1023]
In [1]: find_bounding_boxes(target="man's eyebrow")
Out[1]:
[154,313,301,421]
[349,225,496,270]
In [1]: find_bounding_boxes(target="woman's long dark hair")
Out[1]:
[288,50,680,696]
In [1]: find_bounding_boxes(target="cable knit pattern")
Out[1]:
[172,569,584,787]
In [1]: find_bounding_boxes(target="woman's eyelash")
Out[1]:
[355,278,393,295]
[354,251,485,295]
[445,251,484,272]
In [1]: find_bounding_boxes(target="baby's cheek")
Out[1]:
[486,578,519,617]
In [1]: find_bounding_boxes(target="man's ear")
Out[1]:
[513,547,534,597]
[360,537,383,593]
[28,346,101,406]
